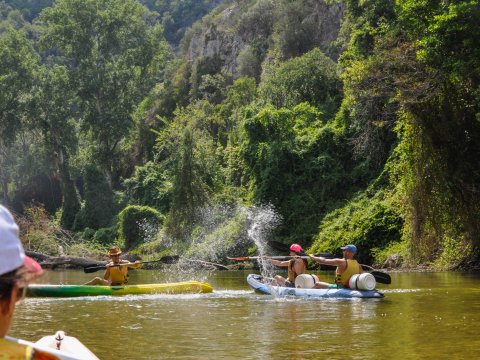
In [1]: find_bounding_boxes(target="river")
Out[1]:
[9,269,480,359]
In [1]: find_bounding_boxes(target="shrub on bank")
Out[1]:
[310,189,403,265]
[118,205,164,250]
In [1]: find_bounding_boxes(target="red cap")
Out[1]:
[289,243,303,253]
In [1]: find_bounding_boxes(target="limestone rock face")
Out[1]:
[184,0,345,77]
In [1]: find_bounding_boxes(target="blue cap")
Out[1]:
[341,244,357,254]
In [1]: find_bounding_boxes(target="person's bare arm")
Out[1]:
[103,267,111,281]
[268,258,290,267]
[309,255,345,267]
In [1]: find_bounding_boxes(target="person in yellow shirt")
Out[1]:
[84,246,141,286]
[309,244,363,288]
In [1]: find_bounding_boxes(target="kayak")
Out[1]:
[247,274,384,299]
[7,331,98,360]
[34,331,99,360]
[27,281,213,298]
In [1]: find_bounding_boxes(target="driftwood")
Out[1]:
[26,251,102,269]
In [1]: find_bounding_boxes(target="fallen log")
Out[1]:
[26,251,101,269]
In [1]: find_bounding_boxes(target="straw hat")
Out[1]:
[108,246,122,256]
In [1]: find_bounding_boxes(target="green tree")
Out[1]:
[74,165,116,230]
[39,0,169,182]
[259,48,342,117]
[242,103,353,242]
[0,26,39,204]
[154,0,224,45]
[393,0,480,263]
[33,65,80,229]
[157,101,221,240]
[0,26,38,145]
[118,205,163,250]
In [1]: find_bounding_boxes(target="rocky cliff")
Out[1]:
[183,0,345,78]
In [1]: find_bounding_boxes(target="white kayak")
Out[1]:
[247,274,384,299]
[7,331,99,360]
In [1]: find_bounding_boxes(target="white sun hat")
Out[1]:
[0,205,43,279]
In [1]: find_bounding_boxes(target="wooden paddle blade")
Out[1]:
[370,270,391,284]
[83,265,106,273]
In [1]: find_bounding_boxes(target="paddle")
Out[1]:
[83,256,180,273]
[369,270,391,284]
[361,264,391,284]
[227,253,332,261]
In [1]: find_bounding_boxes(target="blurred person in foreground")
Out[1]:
[0,204,62,359]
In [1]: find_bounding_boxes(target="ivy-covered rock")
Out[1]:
[118,205,164,250]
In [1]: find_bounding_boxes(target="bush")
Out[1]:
[258,48,341,117]
[81,227,95,241]
[118,205,164,250]
[93,226,117,246]
[309,188,403,265]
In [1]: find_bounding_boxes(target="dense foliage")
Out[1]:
[1,0,479,268]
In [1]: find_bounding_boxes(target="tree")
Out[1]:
[33,64,80,229]
[0,26,38,145]
[39,0,170,182]
[156,101,220,240]
[241,103,351,242]
[74,165,116,230]
[0,26,39,204]
[259,48,342,117]
[394,0,480,263]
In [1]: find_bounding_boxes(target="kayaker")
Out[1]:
[266,243,308,287]
[309,244,363,288]
[0,204,56,359]
[84,246,142,286]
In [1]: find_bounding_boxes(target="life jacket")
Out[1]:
[287,258,307,282]
[335,259,361,287]
[0,338,60,360]
[108,262,129,285]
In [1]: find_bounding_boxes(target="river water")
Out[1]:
[9,269,480,359]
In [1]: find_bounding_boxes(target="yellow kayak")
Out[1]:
[27,281,213,297]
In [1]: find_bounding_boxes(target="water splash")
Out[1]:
[149,204,281,283]
[245,204,281,278]
[137,218,160,243]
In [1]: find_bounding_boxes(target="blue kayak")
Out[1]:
[247,274,384,299]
